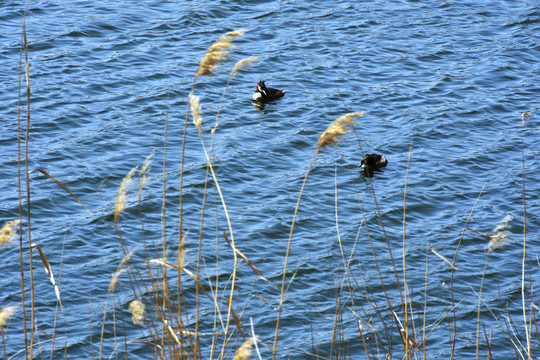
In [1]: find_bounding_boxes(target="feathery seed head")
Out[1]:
[195,29,248,78]
[138,150,154,197]
[114,167,137,222]
[190,92,203,130]
[119,247,137,268]
[230,57,261,80]
[0,220,20,248]
[109,268,127,291]
[521,111,532,127]
[129,300,145,325]
[225,29,247,37]
[232,338,255,360]
[315,112,366,154]
[487,214,514,252]
[0,306,17,327]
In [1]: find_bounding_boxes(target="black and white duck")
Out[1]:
[252,80,285,101]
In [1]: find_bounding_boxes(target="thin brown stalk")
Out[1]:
[402,136,413,358]
[274,113,365,357]
[450,177,488,359]
[194,133,239,359]
[48,236,66,360]
[350,120,405,352]
[475,255,489,360]
[519,112,530,359]
[334,165,368,358]
[422,247,429,360]
[272,152,316,360]
[429,248,458,271]
[196,55,260,358]
[21,9,36,358]
[179,33,247,357]
[89,294,94,360]
[30,168,87,209]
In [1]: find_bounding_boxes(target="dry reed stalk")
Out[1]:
[518,112,531,358]
[274,112,367,359]
[30,168,87,209]
[182,31,247,329]
[195,29,247,78]
[114,167,137,222]
[210,56,261,134]
[30,244,63,310]
[429,248,458,271]
[192,129,239,353]
[129,300,145,325]
[108,268,127,292]
[118,247,137,269]
[401,136,414,355]
[0,220,20,248]
[315,112,366,154]
[450,177,488,357]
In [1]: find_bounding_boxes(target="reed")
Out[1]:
[0,220,20,248]
[195,30,246,78]
[10,24,537,360]
[114,167,137,224]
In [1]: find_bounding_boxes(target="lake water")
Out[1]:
[1,0,539,359]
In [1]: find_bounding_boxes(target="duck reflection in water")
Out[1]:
[360,154,388,178]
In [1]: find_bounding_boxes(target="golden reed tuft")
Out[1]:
[521,111,532,126]
[0,220,20,248]
[129,299,145,325]
[195,29,247,78]
[232,337,255,360]
[114,167,137,222]
[190,92,203,130]
[138,149,154,197]
[0,306,17,327]
[108,268,127,291]
[487,214,514,252]
[230,56,261,80]
[315,112,366,154]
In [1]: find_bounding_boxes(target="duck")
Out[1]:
[360,154,388,169]
[253,80,285,101]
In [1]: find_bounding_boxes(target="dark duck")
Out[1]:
[253,80,285,101]
[360,154,388,169]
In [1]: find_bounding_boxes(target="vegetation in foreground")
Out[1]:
[4,24,538,360]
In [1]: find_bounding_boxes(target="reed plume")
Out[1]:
[128,300,145,325]
[315,112,366,154]
[0,220,20,248]
[0,306,17,327]
[114,167,137,222]
[520,111,532,126]
[232,338,255,360]
[190,92,203,130]
[195,29,247,78]
[108,268,127,292]
[229,56,261,80]
[138,150,154,198]
[487,214,513,252]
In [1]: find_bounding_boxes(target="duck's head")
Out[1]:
[256,80,268,97]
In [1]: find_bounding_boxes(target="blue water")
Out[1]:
[1,0,539,358]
